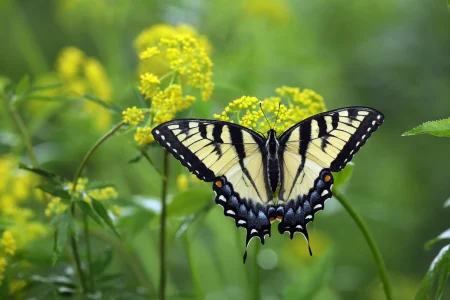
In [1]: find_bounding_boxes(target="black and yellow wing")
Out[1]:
[152,120,274,256]
[277,107,384,240]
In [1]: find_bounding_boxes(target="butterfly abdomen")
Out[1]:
[268,158,280,193]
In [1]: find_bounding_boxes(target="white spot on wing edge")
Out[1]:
[187,162,191,167]
[180,155,184,159]
[238,220,246,225]
[173,149,177,153]
[321,190,329,196]
[296,225,303,230]
[305,215,313,220]
[218,195,226,202]
[251,229,258,234]
[377,115,382,120]
[314,204,323,210]
[226,210,235,215]
[166,142,171,147]
[154,130,160,134]
[161,135,165,140]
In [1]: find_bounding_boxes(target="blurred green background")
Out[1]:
[1,0,450,299]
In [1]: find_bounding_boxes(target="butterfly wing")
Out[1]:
[277,107,384,242]
[152,120,273,259]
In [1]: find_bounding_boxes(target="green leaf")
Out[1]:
[167,188,212,218]
[283,249,334,300]
[76,200,104,227]
[415,244,450,300]
[15,74,30,97]
[332,162,354,190]
[29,82,63,93]
[444,197,450,208]
[37,184,71,199]
[402,118,450,137]
[90,197,120,237]
[19,163,63,184]
[448,0,450,12]
[425,228,450,250]
[52,211,72,264]
[83,94,123,114]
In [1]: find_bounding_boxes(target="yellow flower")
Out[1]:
[122,106,144,125]
[134,127,154,145]
[177,174,189,191]
[214,87,326,133]
[139,47,160,60]
[10,279,27,294]
[56,47,85,80]
[0,256,6,283]
[88,187,118,201]
[1,230,17,256]
[138,73,160,99]
[55,47,113,131]
[110,205,121,217]
[45,197,68,217]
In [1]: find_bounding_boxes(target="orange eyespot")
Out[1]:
[277,216,283,221]
[215,180,223,188]
[263,229,269,233]
[324,175,331,182]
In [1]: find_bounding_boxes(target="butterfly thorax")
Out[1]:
[266,129,280,193]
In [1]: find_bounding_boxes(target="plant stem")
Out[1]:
[70,121,124,195]
[6,99,39,167]
[83,214,95,291]
[333,189,393,300]
[252,243,261,300]
[159,151,169,300]
[69,221,88,294]
[69,121,124,294]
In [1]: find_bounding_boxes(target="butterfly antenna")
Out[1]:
[273,102,282,132]
[259,102,273,129]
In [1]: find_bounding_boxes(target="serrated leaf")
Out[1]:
[402,118,450,137]
[283,249,334,299]
[52,211,72,264]
[167,188,212,218]
[332,162,354,191]
[90,197,120,238]
[426,228,450,250]
[19,163,63,184]
[15,74,30,97]
[76,200,103,227]
[37,184,71,199]
[415,244,450,300]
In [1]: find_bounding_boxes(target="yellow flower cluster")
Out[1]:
[0,155,48,284]
[176,173,203,191]
[134,127,154,145]
[1,231,17,255]
[45,197,68,217]
[87,187,118,201]
[122,106,144,125]
[55,47,113,131]
[214,86,326,133]
[139,73,161,99]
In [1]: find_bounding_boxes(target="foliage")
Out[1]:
[402,118,450,137]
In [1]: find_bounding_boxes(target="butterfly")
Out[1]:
[152,106,384,263]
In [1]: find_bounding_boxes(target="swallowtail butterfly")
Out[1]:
[152,107,384,262]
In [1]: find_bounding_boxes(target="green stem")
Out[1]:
[159,151,169,300]
[6,98,40,167]
[251,243,261,300]
[69,121,124,294]
[70,121,124,195]
[83,214,95,291]
[333,190,393,300]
